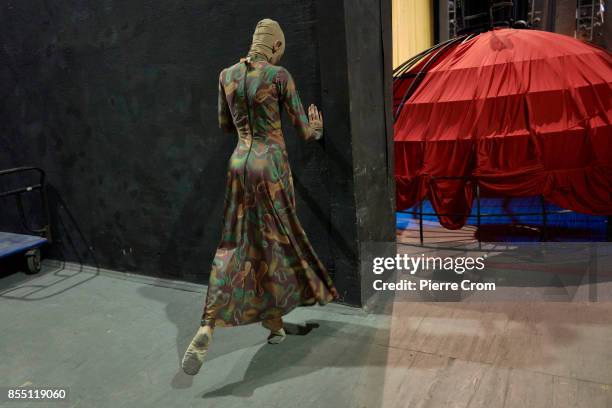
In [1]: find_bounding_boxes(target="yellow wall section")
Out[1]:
[392,0,434,68]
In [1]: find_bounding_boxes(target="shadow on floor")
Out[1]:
[194,318,392,406]
[0,261,99,301]
[136,279,391,404]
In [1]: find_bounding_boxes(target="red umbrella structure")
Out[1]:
[394,28,612,230]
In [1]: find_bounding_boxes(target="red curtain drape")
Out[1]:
[394,28,612,229]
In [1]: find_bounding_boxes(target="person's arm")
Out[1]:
[276,68,323,142]
[218,71,235,133]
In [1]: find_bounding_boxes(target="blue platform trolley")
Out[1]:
[0,167,52,274]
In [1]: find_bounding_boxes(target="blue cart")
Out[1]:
[0,167,51,274]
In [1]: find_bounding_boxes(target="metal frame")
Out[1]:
[398,175,577,246]
[0,167,52,241]
[576,0,605,41]
[393,35,470,122]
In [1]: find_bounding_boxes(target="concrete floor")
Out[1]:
[1,258,611,408]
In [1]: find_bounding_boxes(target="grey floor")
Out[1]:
[1,258,611,408]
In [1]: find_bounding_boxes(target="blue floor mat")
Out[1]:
[397,197,608,242]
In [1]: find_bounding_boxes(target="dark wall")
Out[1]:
[343,0,395,304]
[0,1,331,284]
[314,0,360,304]
[312,0,395,306]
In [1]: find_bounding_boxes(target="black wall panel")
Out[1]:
[0,0,330,284]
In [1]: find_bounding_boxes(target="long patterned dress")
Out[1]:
[200,54,339,328]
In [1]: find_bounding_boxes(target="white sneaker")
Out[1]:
[181,326,212,375]
[267,328,286,344]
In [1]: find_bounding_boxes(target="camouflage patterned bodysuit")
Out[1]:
[200,54,338,327]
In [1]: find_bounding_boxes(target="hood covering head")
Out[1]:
[246,18,285,64]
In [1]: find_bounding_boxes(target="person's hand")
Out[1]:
[308,104,323,130]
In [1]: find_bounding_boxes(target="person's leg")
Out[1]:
[261,316,286,344]
[181,320,214,375]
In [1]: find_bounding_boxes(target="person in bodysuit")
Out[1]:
[181,18,338,376]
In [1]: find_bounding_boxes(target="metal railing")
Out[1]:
[0,167,52,241]
[398,176,576,247]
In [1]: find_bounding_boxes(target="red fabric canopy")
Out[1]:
[394,28,612,229]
